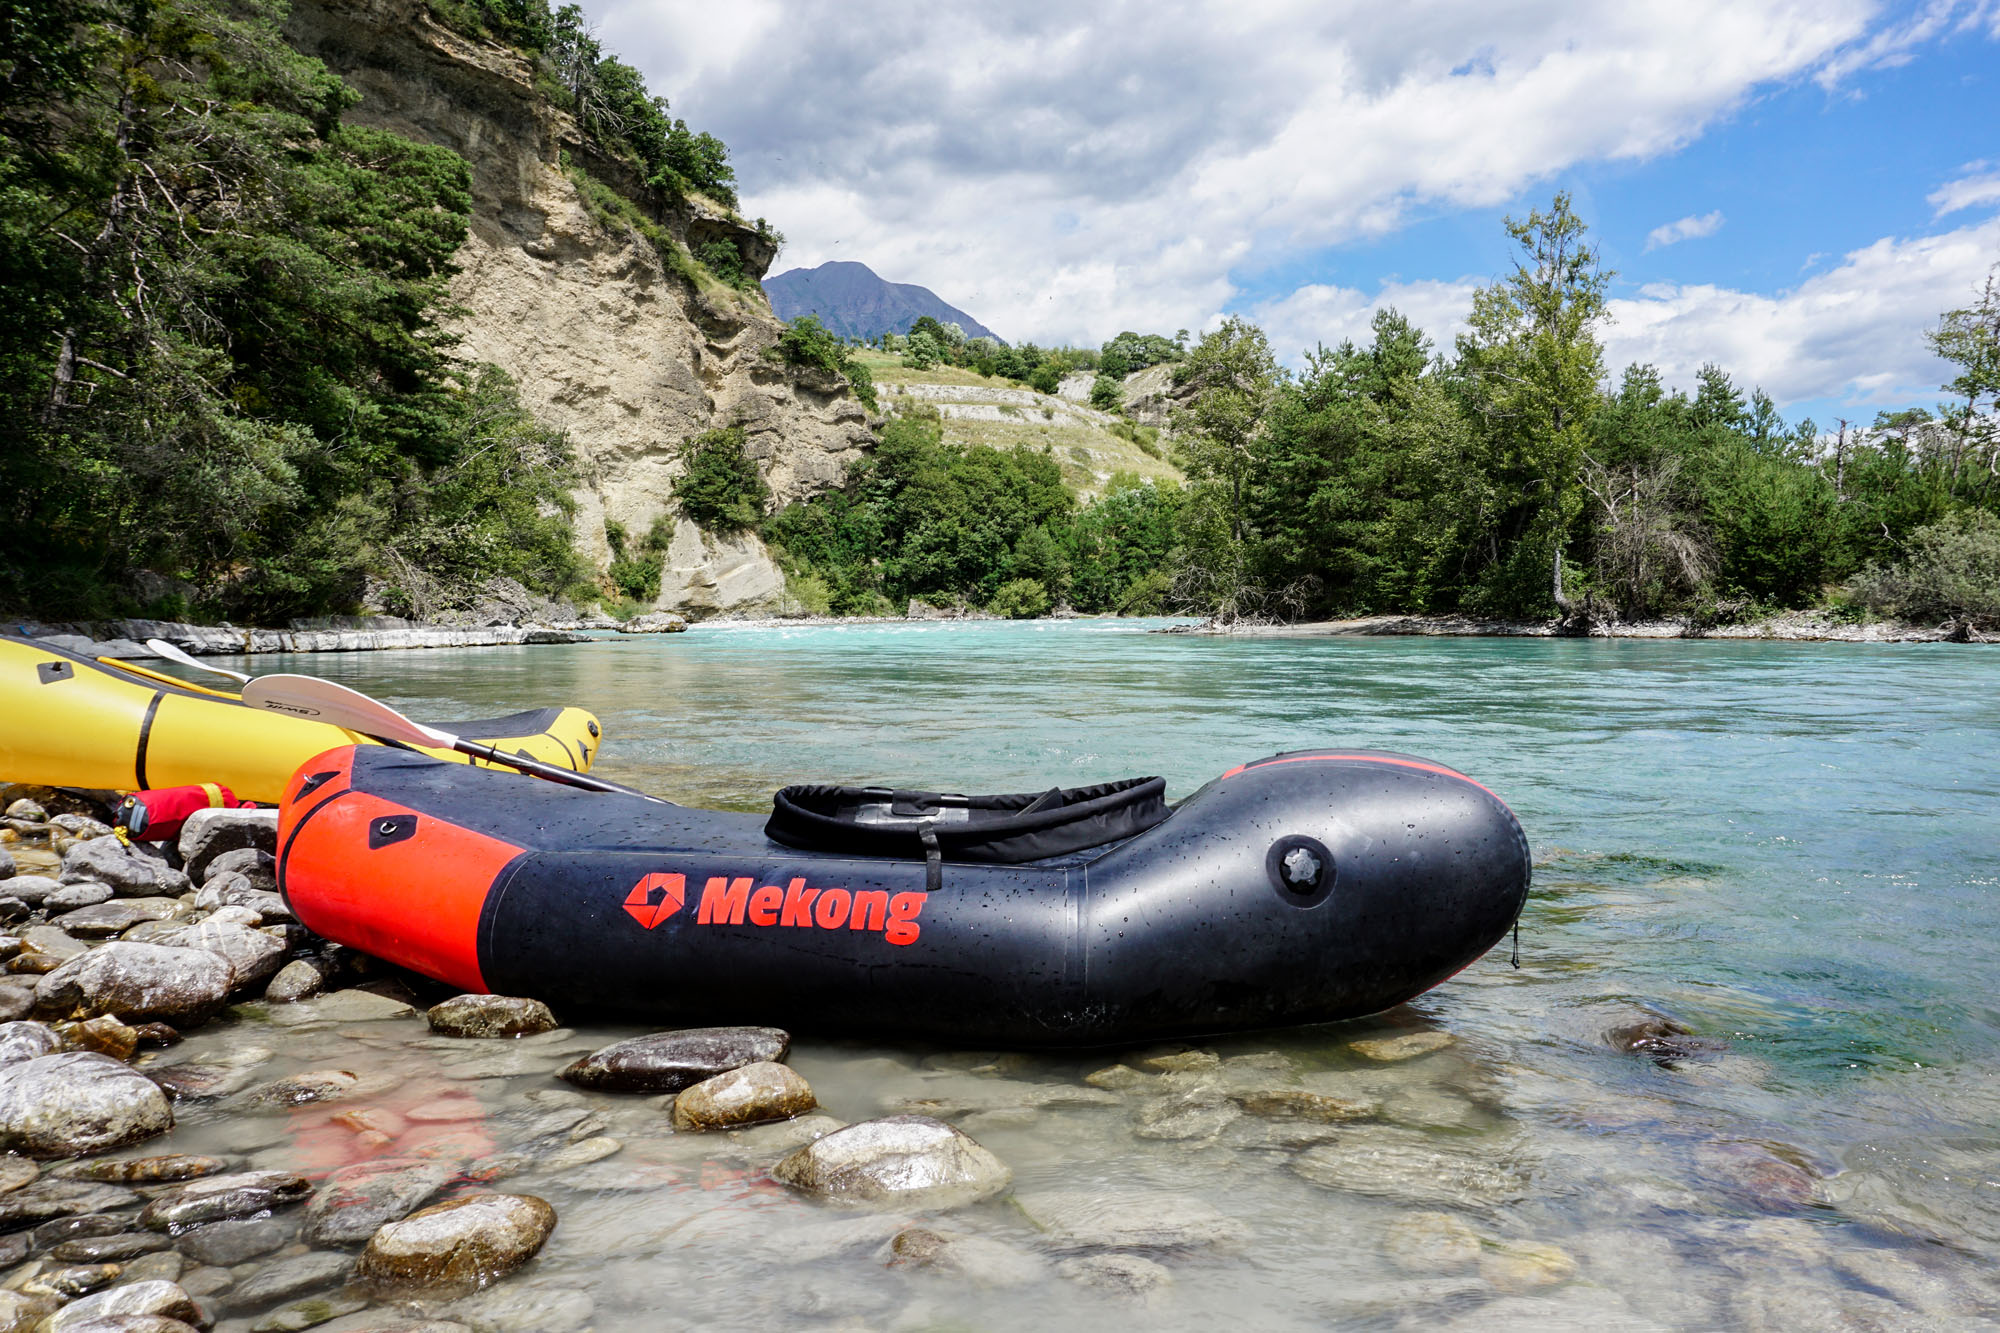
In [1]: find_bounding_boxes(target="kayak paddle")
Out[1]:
[145,638,251,684]
[239,674,665,802]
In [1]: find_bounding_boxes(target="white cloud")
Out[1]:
[1251,279,1481,366]
[1601,214,2000,408]
[1645,210,1726,250]
[598,0,1895,346]
[1929,164,2000,216]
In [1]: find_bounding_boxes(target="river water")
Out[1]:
[159,621,1998,1329]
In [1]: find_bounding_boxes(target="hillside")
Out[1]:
[766,261,1005,345]
[857,353,1182,497]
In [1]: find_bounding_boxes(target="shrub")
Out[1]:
[988,577,1051,619]
[1029,363,1062,395]
[770,315,878,410]
[1850,509,2000,628]
[1089,373,1123,412]
[904,332,942,370]
[695,238,749,288]
[671,427,769,531]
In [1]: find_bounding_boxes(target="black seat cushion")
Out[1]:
[767,776,1168,864]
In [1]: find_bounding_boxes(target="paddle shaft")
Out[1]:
[448,734,652,798]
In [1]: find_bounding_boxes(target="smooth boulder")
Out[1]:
[670,1061,816,1132]
[356,1193,556,1296]
[557,1027,788,1093]
[149,921,286,990]
[0,1020,61,1066]
[427,995,557,1039]
[0,1052,173,1157]
[770,1115,1011,1209]
[43,1278,204,1330]
[179,808,278,882]
[35,943,234,1025]
[201,847,276,893]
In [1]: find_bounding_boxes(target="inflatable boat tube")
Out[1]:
[278,743,1531,1045]
[0,635,601,804]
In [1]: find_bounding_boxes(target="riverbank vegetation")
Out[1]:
[771,197,1999,630]
[0,0,743,623]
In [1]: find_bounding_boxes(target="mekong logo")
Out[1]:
[623,873,926,946]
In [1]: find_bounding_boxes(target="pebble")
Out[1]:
[887,1227,1046,1286]
[0,1052,174,1157]
[1348,1031,1455,1062]
[243,1069,372,1109]
[31,1211,137,1246]
[57,1014,141,1061]
[356,1193,556,1296]
[180,808,279,882]
[771,1115,1011,1209]
[0,1153,35,1193]
[139,1170,313,1231]
[35,942,234,1025]
[23,1261,122,1297]
[22,925,89,960]
[1082,1063,1150,1091]
[5,799,48,823]
[150,919,287,990]
[303,1159,450,1246]
[204,846,277,892]
[427,994,557,1039]
[149,1062,259,1102]
[670,1061,816,1131]
[1481,1240,1579,1292]
[45,882,115,911]
[252,1293,370,1331]
[61,898,185,938]
[0,1291,56,1329]
[557,1026,790,1093]
[1233,1088,1375,1122]
[48,813,114,841]
[1137,1050,1220,1073]
[263,960,329,1004]
[1,875,60,905]
[51,1230,173,1262]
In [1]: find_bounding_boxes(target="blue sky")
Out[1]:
[602,0,2000,427]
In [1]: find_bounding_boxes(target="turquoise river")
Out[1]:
[157,619,1998,1330]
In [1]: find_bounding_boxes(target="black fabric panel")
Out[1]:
[134,690,164,790]
[435,707,565,740]
[766,776,1169,864]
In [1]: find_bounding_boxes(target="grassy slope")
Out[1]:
[854,352,1184,498]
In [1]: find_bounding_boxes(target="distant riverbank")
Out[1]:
[1163,610,1990,644]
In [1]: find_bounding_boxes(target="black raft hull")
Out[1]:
[277,746,1531,1046]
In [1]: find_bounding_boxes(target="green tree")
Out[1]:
[1455,190,1611,615]
[671,427,768,530]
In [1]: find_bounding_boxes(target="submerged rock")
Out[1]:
[1016,1189,1247,1251]
[140,1170,313,1231]
[1481,1239,1579,1292]
[35,943,234,1026]
[175,1214,297,1266]
[303,1159,450,1245]
[887,1226,1045,1286]
[1132,1088,1240,1141]
[1382,1210,1483,1273]
[771,1115,1010,1209]
[356,1193,556,1296]
[225,1250,354,1311]
[57,1153,231,1184]
[1348,1031,1455,1063]
[51,1229,174,1262]
[1608,1016,1727,1065]
[0,1052,173,1157]
[557,1026,789,1093]
[1233,1088,1375,1122]
[262,960,329,1005]
[670,1061,816,1131]
[427,994,557,1039]
[1056,1252,1175,1299]
[0,1178,139,1229]
[1292,1129,1528,1207]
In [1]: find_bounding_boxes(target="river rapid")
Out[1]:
[161,620,1999,1330]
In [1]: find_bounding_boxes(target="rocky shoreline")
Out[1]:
[1160,609,1992,644]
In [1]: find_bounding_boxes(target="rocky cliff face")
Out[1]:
[284,0,875,614]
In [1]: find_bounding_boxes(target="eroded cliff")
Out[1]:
[285,0,874,614]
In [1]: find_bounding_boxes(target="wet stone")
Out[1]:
[887,1226,1046,1286]
[1082,1064,1150,1091]
[0,1291,56,1331]
[48,814,114,841]
[1348,1031,1455,1062]
[180,809,279,883]
[51,1230,173,1262]
[1233,1089,1376,1122]
[263,960,328,1005]
[150,920,287,991]
[1608,1017,1727,1065]
[42,1278,205,1329]
[1016,1189,1248,1251]
[26,1261,123,1297]
[0,977,35,1021]
[227,1250,354,1311]
[2,876,62,905]
[0,1153,35,1193]
[1132,1088,1241,1141]
[426,995,557,1040]
[60,898,184,939]
[670,1061,816,1131]
[35,943,234,1026]
[149,1063,257,1103]
[5,800,47,823]
[355,1193,557,1297]
[121,1247,186,1285]
[139,1170,313,1232]
[267,991,415,1026]
[242,1069,371,1110]
[1137,1049,1220,1073]
[175,1213,297,1266]
[557,1026,790,1093]
[771,1115,1011,1210]
[57,1015,141,1061]
[0,1020,61,1066]
[179,1264,234,1298]
[22,925,88,961]
[0,1052,173,1158]
[31,1210,138,1247]
[252,1292,370,1331]
[303,1160,450,1246]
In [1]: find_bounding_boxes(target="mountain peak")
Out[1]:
[764,261,1004,345]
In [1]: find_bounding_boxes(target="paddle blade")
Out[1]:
[145,638,251,683]
[240,675,455,748]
